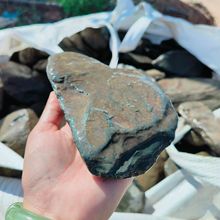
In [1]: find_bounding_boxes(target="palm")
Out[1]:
[22,92,131,220]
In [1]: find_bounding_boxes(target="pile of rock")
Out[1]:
[0,0,219,213]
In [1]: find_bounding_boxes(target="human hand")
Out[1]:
[22,92,132,220]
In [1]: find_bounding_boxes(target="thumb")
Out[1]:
[37,92,63,131]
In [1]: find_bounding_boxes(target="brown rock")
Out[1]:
[33,59,48,72]
[0,109,38,156]
[0,61,32,78]
[196,151,210,157]
[140,0,214,25]
[202,99,220,111]
[47,52,177,179]
[59,28,111,64]
[17,48,48,66]
[134,151,168,191]
[80,27,109,51]
[117,182,146,213]
[184,130,206,148]
[182,0,220,26]
[158,78,220,108]
[178,101,220,155]
[0,61,51,105]
[145,69,166,80]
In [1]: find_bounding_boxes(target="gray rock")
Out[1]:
[116,182,145,213]
[134,0,214,25]
[0,61,32,78]
[196,151,210,157]
[59,28,111,64]
[178,101,220,156]
[80,27,109,51]
[18,48,48,66]
[153,50,210,78]
[145,69,166,81]
[117,65,163,81]
[0,109,38,156]
[184,130,206,148]
[0,61,51,105]
[202,99,220,111]
[47,52,177,179]
[33,59,48,72]
[158,78,220,108]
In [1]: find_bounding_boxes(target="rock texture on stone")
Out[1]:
[178,101,220,156]
[145,69,166,81]
[59,27,111,64]
[0,109,38,156]
[0,61,51,105]
[135,0,214,25]
[47,52,177,179]
[17,48,49,66]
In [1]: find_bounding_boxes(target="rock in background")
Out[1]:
[0,109,38,156]
[135,151,168,191]
[117,182,146,213]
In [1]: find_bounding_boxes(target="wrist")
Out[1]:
[5,203,50,220]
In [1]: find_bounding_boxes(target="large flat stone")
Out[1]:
[0,61,51,105]
[47,52,177,179]
[159,78,220,108]
[0,109,38,156]
[178,101,220,155]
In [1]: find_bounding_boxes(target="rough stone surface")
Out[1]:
[33,59,48,72]
[0,61,51,105]
[47,52,177,179]
[184,130,206,148]
[178,102,220,156]
[134,151,168,191]
[152,50,210,78]
[117,65,164,81]
[0,109,38,156]
[17,48,49,66]
[0,61,32,77]
[116,182,145,213]
[145,69,166,81]
[202,99,220,111]
[135,0,214,25]
[59,27,111,64]
[182,0,220,26]
[158,78,220,107]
